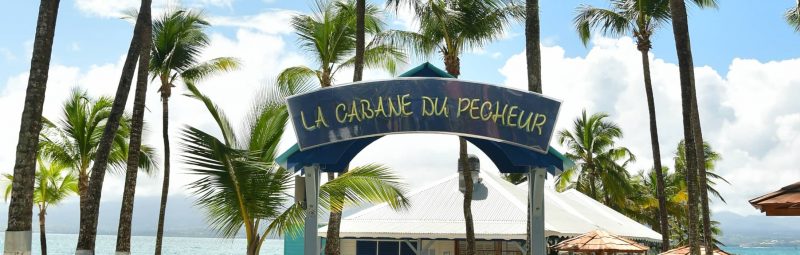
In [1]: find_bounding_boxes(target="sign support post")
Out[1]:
[304,164,320,255]
[529,167,547,255]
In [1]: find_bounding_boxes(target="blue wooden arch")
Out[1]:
[277,62,573,255]
[275,62,573,175]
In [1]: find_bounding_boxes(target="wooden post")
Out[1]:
[304,165,320,255]
[529,167,547,255]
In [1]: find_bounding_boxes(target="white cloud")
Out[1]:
[207,9,298,34]
[499,36,800,216]
[73,0,189,18]
[0,15,305,201]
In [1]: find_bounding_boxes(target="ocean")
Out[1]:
[0,233,283,255]
[1,234,798,254]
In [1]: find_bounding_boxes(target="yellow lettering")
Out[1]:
[479,101,492,121]
[506,106,518,127]
[532,113,547,135]
[492,102,507,125]
[457,98,470,117]
[400,94,413,116]
[347,101,362,122]
[387,96,402,116]
[518,111,533,131]
[422,96,435,116]
[438,97,449,117]
[335,103,347,123]
[300,111,316,131]
[469,99,480,120]
[374,96,386,117]
[314,106,329,128]
[360,99,374,119]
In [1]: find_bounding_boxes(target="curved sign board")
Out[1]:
[287,78,562,153]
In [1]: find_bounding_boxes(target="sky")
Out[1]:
[1,0,799,231]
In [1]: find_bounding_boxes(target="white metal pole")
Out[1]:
[304,165,320,255]
[529,167,547,255]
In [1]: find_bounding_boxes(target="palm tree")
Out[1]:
[572,0,716,250]
[5,1,61,253]
[668,0,710,253]
[4,157,78,255]
[555,110,637,210]
[278,2,406,254]
[115,1,153,253]
[385,1,523,253]
[148,9,240,254]
[787,0,800,32]
[38,89,156,207]
[182,80,408,255]
[76,1,155,251]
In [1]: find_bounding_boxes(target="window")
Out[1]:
[355,240,418,255]
[456,240,523,255]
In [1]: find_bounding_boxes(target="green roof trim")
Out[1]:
[398,62,455,78]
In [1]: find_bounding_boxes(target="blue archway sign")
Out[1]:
[275,63,574,255]
[287,77,561,153]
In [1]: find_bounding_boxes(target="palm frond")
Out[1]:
[320,164,409,211]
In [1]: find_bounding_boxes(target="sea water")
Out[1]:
[0,233,283,255]
[722,246,800,255]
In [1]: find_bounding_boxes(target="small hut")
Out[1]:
[749,181,800,216]
[550,229,648,254]
[659,246,732,255]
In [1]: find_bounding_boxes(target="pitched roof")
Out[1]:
[551,229,648,253]
[749,181,800,216]
[659,246,732,255]
[320,171,661,241]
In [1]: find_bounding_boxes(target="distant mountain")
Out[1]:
[0,195,217,238]
[715,211,800,247]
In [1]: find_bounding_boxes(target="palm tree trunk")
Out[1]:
[459,137,476,255]
[638,47,670,251]
[668,0,701,254]
[155,95,171,255]
[115,2,152,253]
[5,1,60,253]
[325,172,343,255]
[444,58,474,255]
[76,1,148,252]
[525,0,542,249]
[352,0,365,82]
[691,76,713,254]
[324,1,366,251]
[39,209,47,255]
[526,0,542,94]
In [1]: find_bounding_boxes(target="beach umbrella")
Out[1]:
[550,229,648,254]
[749,181,800,216]
[659,245,732,255]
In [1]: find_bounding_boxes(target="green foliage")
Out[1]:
[150,9,240,92]
[787,2,800,32]
[385,0,523,70]
[4,157,79,212]
[555,110,636,210]
[37,89,157,182]
[573,0,718,47]
[182,79,409,251]
[280,0,406,89]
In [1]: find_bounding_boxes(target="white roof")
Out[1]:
[320,171,661,242]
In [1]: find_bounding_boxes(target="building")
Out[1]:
[284,170,661,255]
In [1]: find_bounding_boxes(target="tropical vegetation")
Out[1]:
[385,0,524,253]
[2,0,739,254]
[148,8,240,254]
[4,157,79,255]
[277,1,408,254]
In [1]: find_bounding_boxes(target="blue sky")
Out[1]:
[1,0,800,220]
[2,1,797,87]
